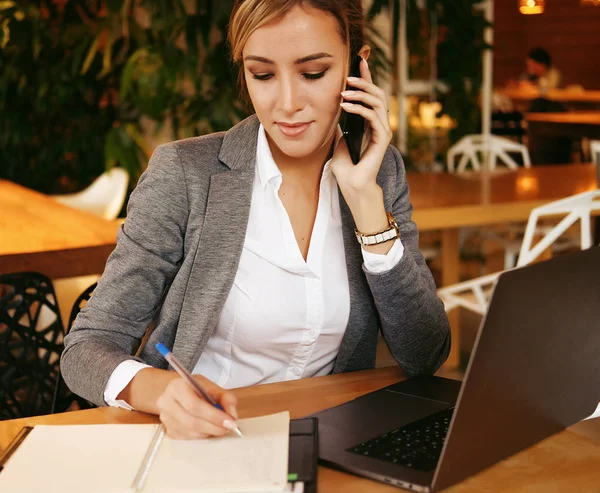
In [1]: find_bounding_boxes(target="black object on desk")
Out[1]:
[289,417,319,493]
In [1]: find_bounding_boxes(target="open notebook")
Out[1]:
[0,412,290,493]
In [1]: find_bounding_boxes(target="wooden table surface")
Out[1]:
[407,164,598,366]
[0,180,120,279]
[1,367,599,492]
[408,164,598,231]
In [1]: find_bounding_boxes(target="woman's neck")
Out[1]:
[267,134,336,190]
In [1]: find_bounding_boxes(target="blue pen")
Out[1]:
[155,342,244,438]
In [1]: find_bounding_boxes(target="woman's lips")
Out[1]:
[276,122,311,137]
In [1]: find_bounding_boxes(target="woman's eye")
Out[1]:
[303,70,327,81]
[252,73,273,81]
[251,69,328,81]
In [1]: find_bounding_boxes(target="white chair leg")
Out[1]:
[580,214,592,249]
[504,250,517,270]
[496,149,520,170]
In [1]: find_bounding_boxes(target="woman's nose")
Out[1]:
[277,76,303,115]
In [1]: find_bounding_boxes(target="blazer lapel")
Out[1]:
[172,116,259,370]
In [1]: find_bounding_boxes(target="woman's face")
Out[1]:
[242,5,347,162]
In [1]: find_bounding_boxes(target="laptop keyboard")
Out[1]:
[347,406,455,472]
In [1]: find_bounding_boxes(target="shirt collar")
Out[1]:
[257,124,282,188]
[256,123,344,188]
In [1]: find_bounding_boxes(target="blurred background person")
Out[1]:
[518,47,562,92]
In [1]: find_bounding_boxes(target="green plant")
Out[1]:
[0,0,244,194]
[1,1,116,192]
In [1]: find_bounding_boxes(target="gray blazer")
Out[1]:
[62,115,450,406]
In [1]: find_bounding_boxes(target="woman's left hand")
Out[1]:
[330,57,392,196]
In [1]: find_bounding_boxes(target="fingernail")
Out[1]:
[229,406,239,420]
[341,90,354,96]
[340,102,352,107]
[347,76,360,82]
[223,419,238,430]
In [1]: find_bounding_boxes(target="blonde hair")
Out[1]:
[228,0,364,104]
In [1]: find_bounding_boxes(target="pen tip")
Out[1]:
[234,427,244,438]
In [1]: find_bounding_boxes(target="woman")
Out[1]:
[62,0,450,439]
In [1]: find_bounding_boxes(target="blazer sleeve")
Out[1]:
[363,146,451,376]
[61,143,189,405]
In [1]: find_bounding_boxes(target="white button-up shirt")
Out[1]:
[104,125,404,409]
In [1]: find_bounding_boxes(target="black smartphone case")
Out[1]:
[341,55,365,164]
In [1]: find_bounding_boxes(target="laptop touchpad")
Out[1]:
[384,375,461,405]
[314,391,451,445]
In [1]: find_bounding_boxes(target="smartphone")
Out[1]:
[341,55,366,164]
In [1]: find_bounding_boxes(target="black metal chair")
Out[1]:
[0,272,64,419]
[52,282,98,413]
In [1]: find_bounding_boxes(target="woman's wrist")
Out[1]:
[342,184,387,232]
[342,184,396,255]
[117,367,178,415]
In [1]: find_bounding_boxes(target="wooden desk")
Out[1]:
[1,367,599,492]
[409,165,598,232]
[407,165,598,366]
[525,111,600,164]
[0,180,120,279]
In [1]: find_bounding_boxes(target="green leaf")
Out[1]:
[120,48,148,100]
[104,128,120,169]
[124,123,151,159]
[98,33,113,78]
[70,39,88,77]
[80,35,100,75]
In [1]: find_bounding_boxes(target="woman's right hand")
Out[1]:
[156,375,239,439]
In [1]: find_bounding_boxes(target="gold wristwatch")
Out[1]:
[355,212,400,246]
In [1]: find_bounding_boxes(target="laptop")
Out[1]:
[312,247,600,492]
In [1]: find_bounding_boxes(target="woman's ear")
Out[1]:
[358,44,371,62]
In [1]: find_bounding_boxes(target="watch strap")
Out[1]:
[355,212,400,246]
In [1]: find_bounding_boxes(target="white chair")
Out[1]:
[436,272,499,316]
[447,134,531,173]
[51,167,129,221]
[50,167,128,324]
[438,190,600,314]
[516,190,600,267]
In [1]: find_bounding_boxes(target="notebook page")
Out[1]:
[0,424,158,493]
[144,411,290,493]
